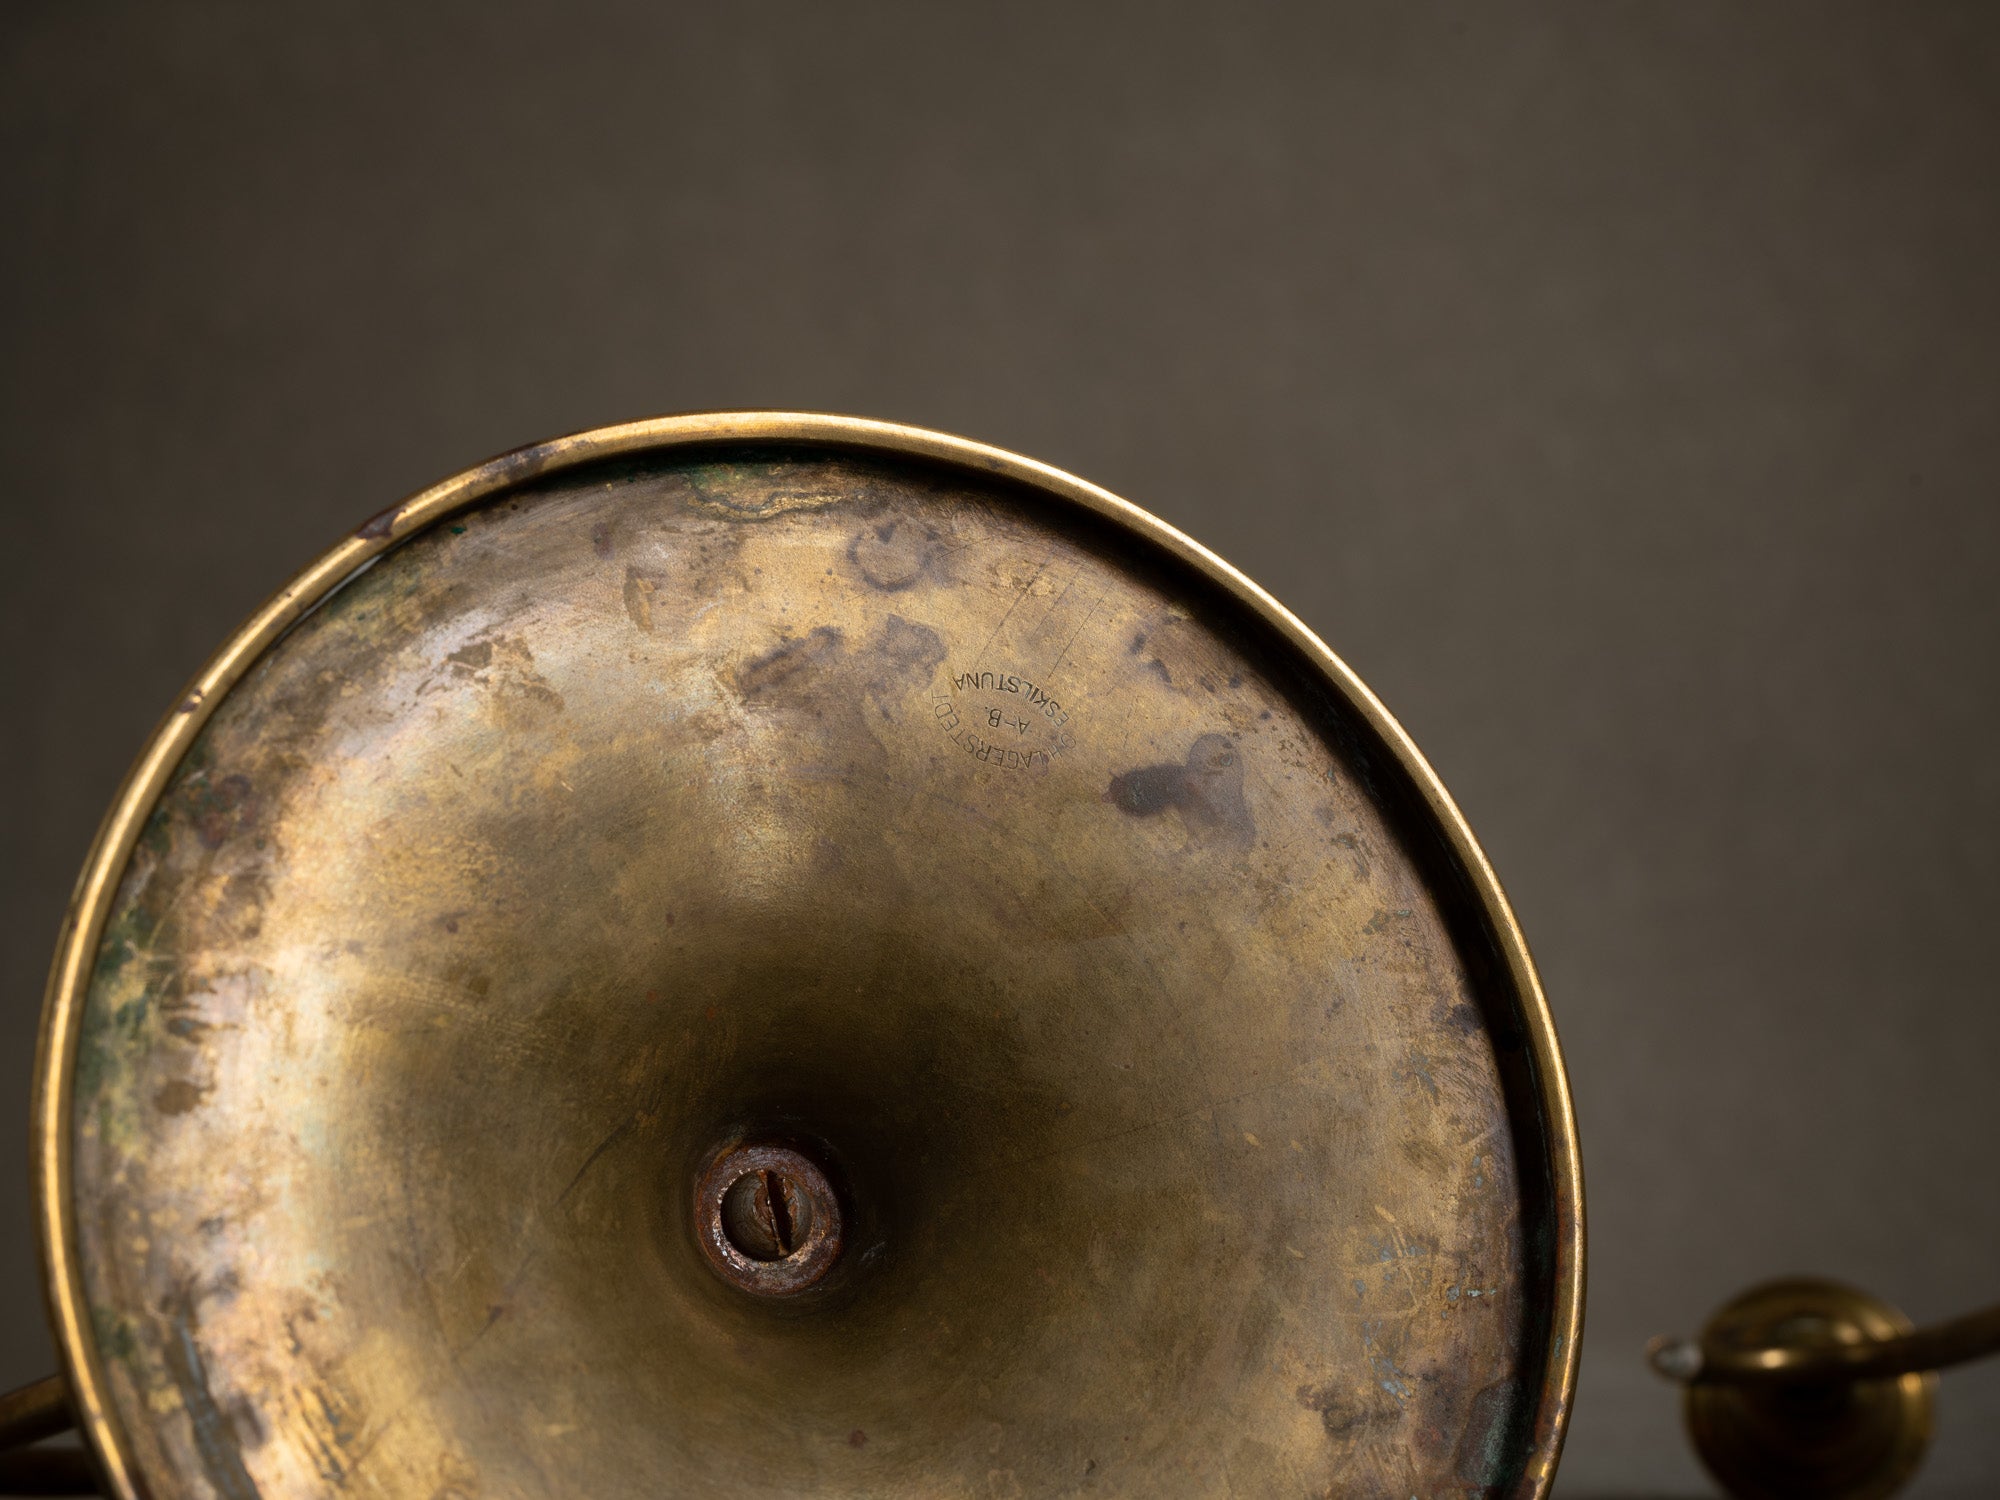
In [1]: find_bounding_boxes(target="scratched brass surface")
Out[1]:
[39,418,1580,1499]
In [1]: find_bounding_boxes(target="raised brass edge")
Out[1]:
[32,411,1584,1499]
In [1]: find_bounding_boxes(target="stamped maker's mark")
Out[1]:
[933,666,1076,774]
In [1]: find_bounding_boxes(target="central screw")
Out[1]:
[721,1166,807,1260]
[695,1142,843,1296]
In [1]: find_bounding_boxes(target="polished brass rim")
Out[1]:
[33,412,1584,1498]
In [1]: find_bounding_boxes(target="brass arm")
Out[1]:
[0,1376,72,1453]
[1649,1298,2000,1386]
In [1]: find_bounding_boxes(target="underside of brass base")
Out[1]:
[27,416,1584,1499]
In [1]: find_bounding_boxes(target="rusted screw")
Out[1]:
[720,1166,807,1260]
[695,1143,843,1296]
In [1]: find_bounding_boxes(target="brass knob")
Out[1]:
[1649,1279,2000,1500]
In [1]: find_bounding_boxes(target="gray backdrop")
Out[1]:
[3,5,1996,1494]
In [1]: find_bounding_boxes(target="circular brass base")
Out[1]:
[33,418,1583,1499]
[1687,1278,1935,1500]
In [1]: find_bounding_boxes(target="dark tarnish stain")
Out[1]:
[1103,734,1255,848]
[445,642,493,673]
[438,635,565,715]
[866,616,946,709]
[1361,908,1413,937]
[724,615,942,813]
[1127,612,1214,692]
[187,773,257,851]
[1454,1379,1523,1488]
[155,1079,207,1115]
[736,627,845,697]
[1295,1381,1398,1439]
[1400,1135,1451,1176]
[355,505,402,541]
[488,442,554,487]
[163,1287,263,1500]
[849,517,937,592]
[1106,763,1185,818]
[591,520,614,559]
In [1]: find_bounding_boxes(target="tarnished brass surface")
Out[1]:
[35,415,1581,1498]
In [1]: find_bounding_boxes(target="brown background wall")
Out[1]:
[3,5,1997,1493]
